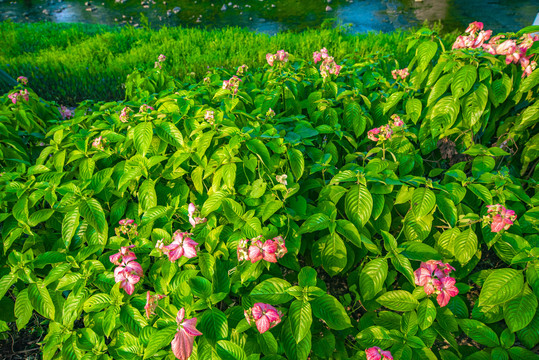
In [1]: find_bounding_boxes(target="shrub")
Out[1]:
[0,24,538,360]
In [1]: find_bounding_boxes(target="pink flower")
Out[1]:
[162,231,198,261]
[245,303,282,334]
[171,308,202,360]
[187,203,206,228]
[158,54,166,62]
[114,260,143,295]
[313,48,329,64]
[465,21,484,35]
[414,268,437,295]
[144,291,166,319]
[367,128,380,142]
[276,50,289,62]
[20,89,29,102]
[222,75,242,95]
[8,92,20,104]
[92,136,104,150]
[109,245,136,265]
[266,53,275,66]
[366,346,393,360]
[17,76,28,85]
[205,110,215,125]
[119,107,131,122]
[188,203,196,217]
[434,277,459,307]
[266,108,275,118]
[495,40,517,55]
[415,260,456,297]
[59,105,74,120]
[237,64,248,75]
[139,104,154,113]
[248,239,278,263]
[486,204,517,232]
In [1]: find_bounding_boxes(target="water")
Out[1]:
[0,0,537,33]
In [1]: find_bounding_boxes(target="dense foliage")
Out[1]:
[1,24,539,360]
[0,21,454,105]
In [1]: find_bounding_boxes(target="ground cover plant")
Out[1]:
[0,21,455,105]
[0,23,539,360]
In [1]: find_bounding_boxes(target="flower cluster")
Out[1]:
[483,33,538,77]
[484,204,517,232]
[17,76,28,85]
[222,75,242,95]
[110,245,143,295]
[319,56,342,79]
[452,21,492,50]
[92,136,104,150]
[119,107,131,122]
[237,64,248,75]
[115,218,138,238]
[204,110,215,125]
[313,47,329,64]
[266,50,289,67]
[139,104,154,113]
[144,291,166,319]
[366,347,393,360]
[453,22,538,77]
[8,89,29,104]
[367,114,404,142]
[237,235,287,263]
[391,68,409,80]
[155,54,166,69]
[156,231,198,262]
[171,308,202,360]
[244,303,282,334]
[414,260,458,307]
[188,203,207,227]
[59,105,74,120]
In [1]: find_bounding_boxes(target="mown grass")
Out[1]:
[0,21,455,104]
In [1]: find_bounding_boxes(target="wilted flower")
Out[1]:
[144,291,166,319]
[244,303,282,334]
[237,238,250,261]
[17,76,28,85]
[237,64,248,75]
[485,204,517,232]
[92,136,104,150]
[222,75,242,95]
[266,108,275,118]
[59,105,74,120]
[276,174,287,186]
[115,218,138,238]
[203,76,211,85]
[204,110,215,125]
[391,114,404,127]
[366,347,393,360]
[162,231,198,261]
[414,260,458,307]
[171,308,202,360]
[119,107,131,123]
[139,104,154,113]
[187,203,207,228]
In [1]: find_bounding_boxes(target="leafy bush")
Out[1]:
[0,24,538,360]
[0,21,454,105]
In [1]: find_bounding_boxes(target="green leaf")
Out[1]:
[345,184,373,229]
[298,267,317,288]
[155,122,183,147]
[344,101,366,137]
[83,293,112,312]
[201,191,228,217]
[134,122,153,155]
[411,188,436,219]
[451,65,477,98]
[503,286,538,332]
[298,213,330,235]
[246,139,271,168]
[359,258,388,301]
[517,311,539,349]
[406,98,423,124]
[28,209,54,227]
[400,242,441,262]
[143,325,177,359]
[320,233,347,276]
[288,148,305,180]
[478,268,524,306]
[199,308,229,344]
[428,73,452,107]
[14,288,33,331]
[189,276,212,299]
[120,304,147,337]
[454,228,478,265]
[139,179,157,211]
[311,294,352,330]
[216,340,247,360]
[289,300,312,343]
[80,198,107,236]
[250,278,293,305]
[458,319,499,347]
[281,319,311,360]
[508,347,539,360]
[377,290,419,312]
[28,282,55,320]
[417,298,436,330]
[0,274,17,299]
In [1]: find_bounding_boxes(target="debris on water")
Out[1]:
[42,9,50,15]
[326,5,332,11]
[173,6,180,13]
[221,4,226,11]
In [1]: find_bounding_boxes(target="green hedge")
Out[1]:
[0,21,454,104]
